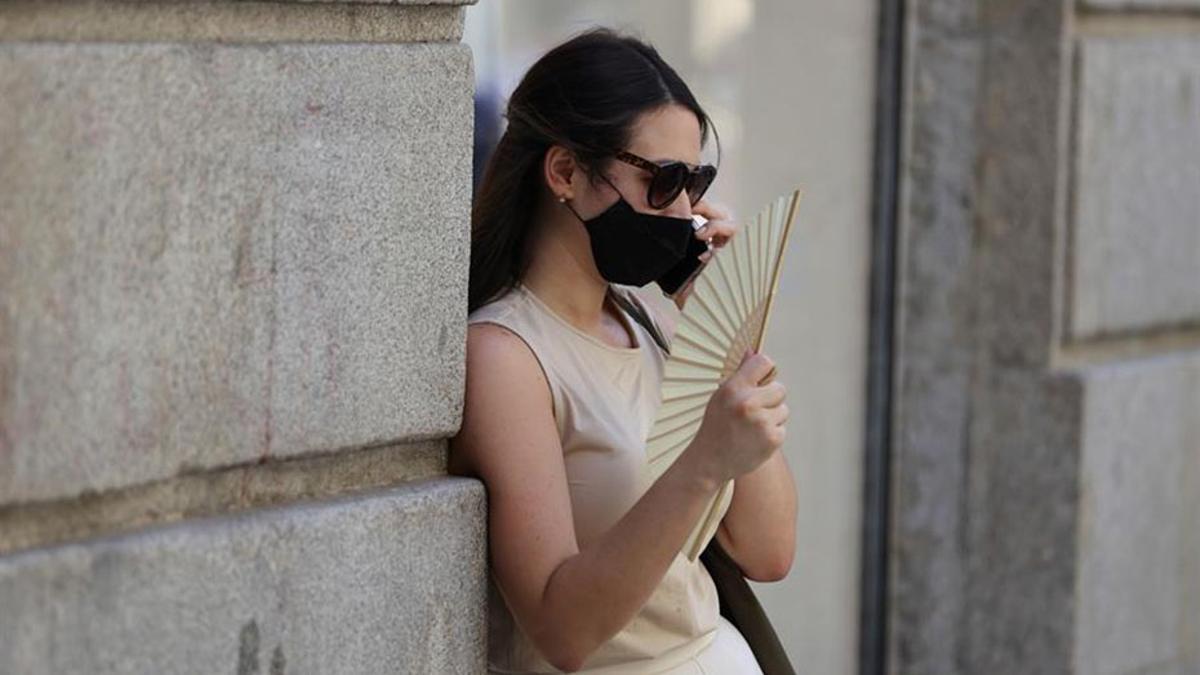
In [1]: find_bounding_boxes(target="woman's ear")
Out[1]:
[543,144,577,201]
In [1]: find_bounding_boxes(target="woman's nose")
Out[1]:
[663,189,692,219]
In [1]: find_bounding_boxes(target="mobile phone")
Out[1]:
[658,215,713,297]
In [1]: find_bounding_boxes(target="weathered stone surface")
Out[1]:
[890,0,1074,672]
[0,439,447,556]
[973,4,1069,371]
[1071,37,1200,340]
[894,3,1200,675]
[0,477,487,674]
[889,12,983,674]
[293,0,473,4]
[1074,353,1200,675]
[0,1,468,44]
[1083,0,1200,8]
[0,42,473,504]
[961,369,1084,675]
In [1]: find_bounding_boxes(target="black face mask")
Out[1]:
[563,177,697,288]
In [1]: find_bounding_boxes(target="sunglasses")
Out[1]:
[613,150,718,210]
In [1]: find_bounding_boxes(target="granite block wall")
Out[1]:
[0,2,485,672]
[890,0,1200,673]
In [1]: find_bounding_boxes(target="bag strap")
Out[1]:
[700,540,798,674]
[608,288,671,356]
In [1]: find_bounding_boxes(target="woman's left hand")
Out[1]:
[672,199,739,309]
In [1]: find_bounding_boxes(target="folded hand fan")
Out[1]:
[645,188,803,562]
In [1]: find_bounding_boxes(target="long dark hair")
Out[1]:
[468,27,720,313]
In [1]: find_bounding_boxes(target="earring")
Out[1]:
[558,195,567,203]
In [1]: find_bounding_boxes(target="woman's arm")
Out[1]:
[450,323,724,672]
[714,449,797,582]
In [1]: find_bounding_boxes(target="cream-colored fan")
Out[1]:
[645,188,803,562]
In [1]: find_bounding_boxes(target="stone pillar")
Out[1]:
[0,1,485,672]
[890,0,1200,673]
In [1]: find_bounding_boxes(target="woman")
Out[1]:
[449,27,796,674]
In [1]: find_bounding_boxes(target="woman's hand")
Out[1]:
[672,199,739,310]
[692,199,738,248]
[685,349,788,486]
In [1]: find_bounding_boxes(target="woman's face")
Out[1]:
[576,103,704,221]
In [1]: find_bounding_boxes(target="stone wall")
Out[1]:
[1070,5,1200,673]
[890,0,1200,673]
[0,1,485,672]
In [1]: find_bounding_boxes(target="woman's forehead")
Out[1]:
[626,105,702,166]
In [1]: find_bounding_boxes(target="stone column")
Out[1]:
[0,1,485,671]
[890,0,1200,673]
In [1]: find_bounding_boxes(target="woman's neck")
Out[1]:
[521,207,613,335]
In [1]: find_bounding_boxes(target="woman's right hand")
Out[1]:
[686,350,789,487]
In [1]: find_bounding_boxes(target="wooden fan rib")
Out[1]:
[755,190,802,353]
[717,229,751,324]
[757,199,774,306]
[660,387,712,405]
[733,213,757,326]
[690,277,739,343]
[759,198,780,317]
[652,397,709,428]
[663,362,721,383]
[709,246,748,330]
[753,202,775,355]
[645,433,696,470]
[665,374,722,385]
[647,414,703,446]
[749,203,765,306]
[749,196,782,356]
[689,271,736,339]
[765,197,784,292]
[665,350,724,373]
[674,321,731,363]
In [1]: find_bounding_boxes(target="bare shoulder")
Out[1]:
[449,321,552,476]
[465,321,550,389]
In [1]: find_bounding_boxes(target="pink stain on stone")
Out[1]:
[324,339,339,395]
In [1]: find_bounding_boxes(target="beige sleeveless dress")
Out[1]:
[468,282,761,674]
